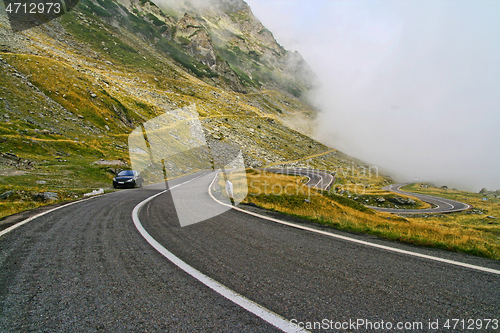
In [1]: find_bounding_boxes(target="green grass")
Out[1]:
[61,11,160,71]
[0,158,122,220]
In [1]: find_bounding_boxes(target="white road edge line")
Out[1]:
[0,186,141,238]
[132,172,308,333]
[0,196,99,238]
[314,175,322,188]
[323,173,335,190]
[209,173,500,276]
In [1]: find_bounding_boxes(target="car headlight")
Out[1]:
[126,179,134,182]
[113,178,116,181]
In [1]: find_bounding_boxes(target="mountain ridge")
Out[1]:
[0,0,389,217]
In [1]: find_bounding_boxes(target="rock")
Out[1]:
[105,125,110,131]
[0,190,13,199]
[479,188,489,194]
[376,197,385,203]
[304,199,310,203]
[388,196,415,205]
[77,115,84,119]
[388,196,407,205]
[4,152,19,160]
[466,208,485,215]
[84,189,104,197]
[94,159,127,166]
[441,185,448,190]
[487,216,497,219]
[33,192,58,201]
[36,180,46,185]
[44,192,58,200]
[90,93,97,98]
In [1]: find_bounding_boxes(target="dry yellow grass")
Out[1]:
[219,171,500,260]
[0,201,44,221]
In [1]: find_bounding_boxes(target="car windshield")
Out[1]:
[117,170,135,177]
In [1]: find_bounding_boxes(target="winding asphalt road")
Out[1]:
[1,171,499,332]
[371,183,471,214]
[263,168,335,191]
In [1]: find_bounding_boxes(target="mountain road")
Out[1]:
[370,183,471,214]
[1,172,498,332]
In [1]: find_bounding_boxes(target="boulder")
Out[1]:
[33,192,58,201]
[44,192,58,200]
[0,190,13,199]
[94,159,127,166]
[388,196,406,205]
[388,196,415,206]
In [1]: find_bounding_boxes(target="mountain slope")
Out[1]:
[0,0,389,218]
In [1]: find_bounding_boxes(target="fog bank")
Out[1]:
[246,0,500,192]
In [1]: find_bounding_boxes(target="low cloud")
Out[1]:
[247,0,500,191]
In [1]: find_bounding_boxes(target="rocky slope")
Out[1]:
[0,0,389,215]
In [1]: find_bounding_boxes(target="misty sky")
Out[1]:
[245,0,500,191]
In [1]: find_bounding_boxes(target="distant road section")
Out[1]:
[263,168,335,191]
[371,183,471,214]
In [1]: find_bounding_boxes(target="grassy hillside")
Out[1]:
[0,0,387,220]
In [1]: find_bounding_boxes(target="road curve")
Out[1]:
[263,168,335,191]
[1,173,498,332]
[370,183,472,214]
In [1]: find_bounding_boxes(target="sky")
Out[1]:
[244,0,500,192]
